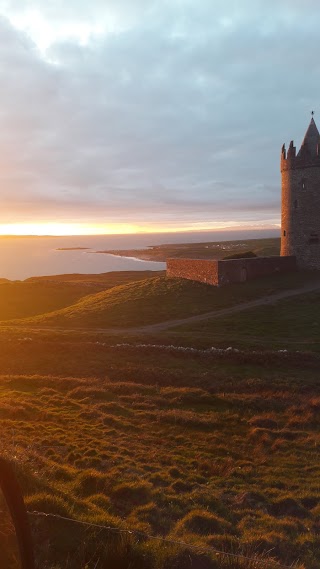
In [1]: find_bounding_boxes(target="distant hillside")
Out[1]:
[99,237,280,262]
[13,271,318,329]
[25,270,163,286]
[0,271,163,321]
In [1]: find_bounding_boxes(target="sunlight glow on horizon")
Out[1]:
[0,222,139,236]
[0,220,280,237]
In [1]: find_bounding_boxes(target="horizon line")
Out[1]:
[0,228,280,238]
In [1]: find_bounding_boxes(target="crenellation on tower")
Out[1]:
[287,140,296,159]
[281,118,320,171]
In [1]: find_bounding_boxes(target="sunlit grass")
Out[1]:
[0,336,318,567]
[8,271,320,329]
[0,268,319,567]
[0,271,163,321]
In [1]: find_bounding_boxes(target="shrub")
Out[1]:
[111,480,152,508]
[171,479,194,493]
[75,469,108,496]
[223,251,257,260]
[267,498,308,519]
[174,509,232,536]
[87,493,111,510]
[25,492,71,517]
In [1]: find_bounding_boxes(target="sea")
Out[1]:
[0,229,279,280]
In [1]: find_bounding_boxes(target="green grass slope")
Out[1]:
[0,281,98,321]
[0,271,163,321]
[25,270,164,286]
[15,276,215,328]
[13,271,320,329]
[176,289,320,352]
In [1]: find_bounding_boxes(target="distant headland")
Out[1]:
[95,237,280,262]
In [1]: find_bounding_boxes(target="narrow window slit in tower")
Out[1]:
[283,230,286,236]
[309,233,319,244]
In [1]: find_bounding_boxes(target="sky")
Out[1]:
[0,0,318,235]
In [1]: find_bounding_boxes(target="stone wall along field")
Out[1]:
[167,256,296,287]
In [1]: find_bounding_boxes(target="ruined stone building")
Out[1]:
[167,117,320,286]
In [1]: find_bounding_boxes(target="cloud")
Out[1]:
[0,2,318,230]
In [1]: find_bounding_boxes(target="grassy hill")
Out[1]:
[25,270,163,286]
[0,271,163,321]
[11,270,320,329]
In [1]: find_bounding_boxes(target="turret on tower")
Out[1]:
[281,117,320,269]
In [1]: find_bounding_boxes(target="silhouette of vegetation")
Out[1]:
[223,251,257,260]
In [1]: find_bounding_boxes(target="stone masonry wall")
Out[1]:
[281,166,320,269]
[167,256,296,287]
[166,259,219,285]
[218,256,296,285]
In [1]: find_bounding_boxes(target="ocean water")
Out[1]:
[0,230,278,280]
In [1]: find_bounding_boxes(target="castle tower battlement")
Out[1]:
[281,118,320,172]
[281,117,320,269]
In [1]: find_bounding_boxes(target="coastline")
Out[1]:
[101,252,159,263]
[93,236,280,263]
[94,250,163,262]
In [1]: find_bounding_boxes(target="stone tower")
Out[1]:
[281,117,320,269]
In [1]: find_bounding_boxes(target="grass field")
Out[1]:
[0,271,163,321]
[174,290,320,352]
[1,338,319,568]
[0,261,320,568]
[8,270,320,329]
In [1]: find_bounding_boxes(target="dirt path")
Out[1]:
[4,279,320,336]
[137,279,320,333]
